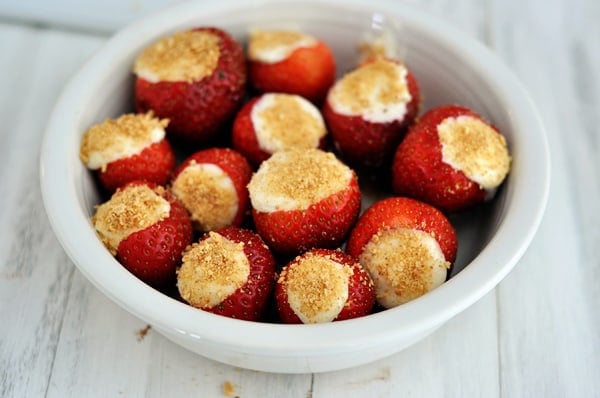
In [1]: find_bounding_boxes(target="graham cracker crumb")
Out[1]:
[80,112,168,169]
[136,324,152,341]
[177,232,249,309]
[134,30,220,83]
[360,228,449,307]
[92,184,170,255]
[282,252,352,323]
[247,29,316,61]
[171,162,238,232]
[222,380,237,397]
[438,116,511,189]
[328,58,411,119]
[252,93,326,153]
[247,148,353,212]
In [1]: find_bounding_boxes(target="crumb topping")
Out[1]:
[328,58,411,123]
[80,112,168,170]
[247,29,317,63]
[133,30,220,83]
[251,93,326,154]
[359,228,449,308]
[92,184,170,255]
[171,162,238,232]
[177,231,249,309]
[280,252,352,323]
[247,148,353,212]
[438,116,511,190]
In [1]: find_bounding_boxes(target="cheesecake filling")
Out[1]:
[177,232,250,308]
[133,30,220,83]
[92,184,170,254]
[328,58,411,123]
[281,253,352,323]
[247,29,317,63]
[359,228,449,308]
[437,115,511,191]
[80,112,167,170]
[171,162,238,232]
[251,93,326,154]
[247,148,353,212]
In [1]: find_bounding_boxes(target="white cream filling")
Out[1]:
[328,62,411,124]
[248,30,317,63]
[438,116,511,191]
[285,259,350,323]
[247,149,353,213]
[178,232,250,308]
[359,228,448,308]
[93,185,171,253]
[250,93,326,153]
[171,163,238,231]
[85,127,164,170]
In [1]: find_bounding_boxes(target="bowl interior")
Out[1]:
[41,0,549,368]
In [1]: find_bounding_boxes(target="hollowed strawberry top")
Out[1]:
[327,58,412,124]
[92,183,170,255]
[134,30,220,83]
[79,112,168,171]
[178,231,250,308]
[247,29,318,64]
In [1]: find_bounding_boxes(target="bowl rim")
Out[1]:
[40,0,550,356]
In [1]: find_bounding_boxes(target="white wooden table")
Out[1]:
[1,0,598,396]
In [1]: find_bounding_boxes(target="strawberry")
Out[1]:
[391,105,511,212]
[275,248,375,324]
[231,93,328,166]
[322,57,421,169]
[79,112,176,193]
[176,226,276,321]
[247,148,361,257]
[133,27,246,146]
[346,197,457,308]
[91,181,193,288]
[170,147,252,232]
[247,29,336,104]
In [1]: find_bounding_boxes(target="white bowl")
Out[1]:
[40,0,550,373]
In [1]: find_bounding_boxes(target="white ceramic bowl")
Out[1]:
[40,0,550,373]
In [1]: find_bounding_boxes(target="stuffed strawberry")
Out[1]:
[176,226,276,321]
[79,112,176,193]
[92,181,193,288]
[346,197,457,308]
[392,105,511,212]
[231,93,328,166]
[133,27,246,145]
[247,148,361,256]
[322,57,421,169]
[275,248,375,324]
[247,29,336,104]
[170,147,252,232]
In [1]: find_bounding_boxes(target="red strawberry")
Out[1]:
[176,226,276,321]
[346,197,457,308]
[391,105,511,212]
[231,93,328,166]
[170,147,252,232]
[275,248,375,324]
[322,57,421,169]
[91,181,193,288]
[79,112,176,193]
[247,148,361,256]
[247,29,336,104]
[134,27,246,146]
